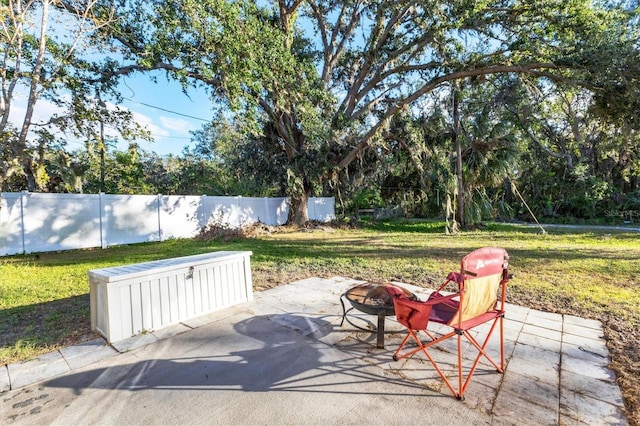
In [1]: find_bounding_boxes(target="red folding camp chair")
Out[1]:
[387,247,510,400]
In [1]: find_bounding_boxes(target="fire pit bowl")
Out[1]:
[343,283,416,316]
[340,283,418,348]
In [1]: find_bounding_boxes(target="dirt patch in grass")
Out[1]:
[0,295,100,364]
[606,321,640,425]
[196,220,360,242]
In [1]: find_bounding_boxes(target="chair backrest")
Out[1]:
[455,247,509,324]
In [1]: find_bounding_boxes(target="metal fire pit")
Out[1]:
[340,283,417,348]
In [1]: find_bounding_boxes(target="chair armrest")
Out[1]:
[447,272,463,282]
[427,291,459,309]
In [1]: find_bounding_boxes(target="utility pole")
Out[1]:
[98,96,106,193]
[100,119,105,193]
[453,82,464,229]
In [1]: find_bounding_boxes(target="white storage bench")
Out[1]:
[89,251,253,343]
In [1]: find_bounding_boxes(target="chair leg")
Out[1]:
[392,329,461,398]
[458,317,504,399]
[393,318,505,401]
[499,314,505,371]
[392,327,448,361]
[392,330,424,361]
[457,333,463,399]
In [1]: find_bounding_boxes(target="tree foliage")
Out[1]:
[0,0,149,192]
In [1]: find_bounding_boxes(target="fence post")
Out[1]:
[99,192,106,249]
[200,194,207,228]
[157,194,163,242]
[235,196,240,227]
[20,190,27,254]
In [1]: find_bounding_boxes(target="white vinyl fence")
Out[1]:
[0,192,335,256]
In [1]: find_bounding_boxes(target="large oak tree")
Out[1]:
[15,0,639,224]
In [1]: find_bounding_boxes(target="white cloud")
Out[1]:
[159,116,197,134]
[8,91,69,128]
[130,110,169,139]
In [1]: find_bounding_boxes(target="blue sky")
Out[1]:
[114,72,213,156]
[10,71,212,157]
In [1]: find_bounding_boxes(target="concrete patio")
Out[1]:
[0,277,628,425]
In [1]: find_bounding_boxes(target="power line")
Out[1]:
[97,121,194,142]
[122,97,210,122]
[150,135,192,140]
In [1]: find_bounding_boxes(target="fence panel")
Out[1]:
[265,197,290,225]
[309,197,335,223]
[0,193,24,256]
[202,196,239,228]
[102,194,161,246]
[236,197,284,226]
[0,192,334,255]
[24,193,102,254]
[159,195,203,240]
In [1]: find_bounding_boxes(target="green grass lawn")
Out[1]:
[1,220,639,422]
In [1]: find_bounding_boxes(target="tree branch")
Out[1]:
[337,62,564,171]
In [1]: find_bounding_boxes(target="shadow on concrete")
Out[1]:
[44,314,429,399]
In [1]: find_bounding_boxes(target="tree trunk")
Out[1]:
[17,0,51,191]
[288,185,312,226]
[453,84,465,228]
